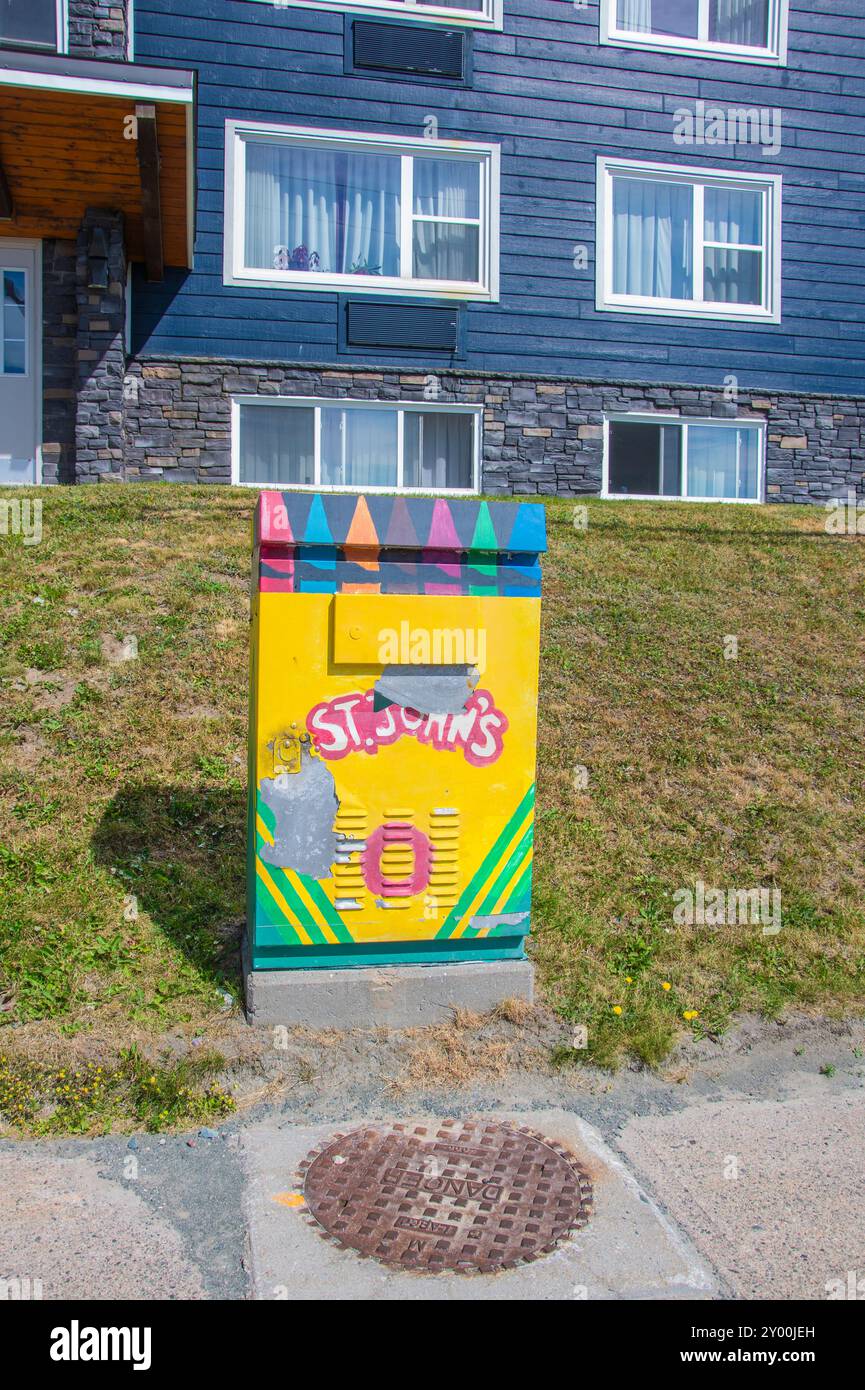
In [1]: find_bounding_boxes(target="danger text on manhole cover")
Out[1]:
[299,1118,593,1274]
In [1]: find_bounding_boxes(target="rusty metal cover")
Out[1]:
[298,1118,593,1274]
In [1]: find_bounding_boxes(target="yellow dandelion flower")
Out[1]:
[612,1005,623,1016]
[661,981,672,991]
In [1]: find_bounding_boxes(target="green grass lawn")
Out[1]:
[1,486,864,1111]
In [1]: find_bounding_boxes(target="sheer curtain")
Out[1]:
[687,427,759,499]
[244,143,400,275]
[612,178,693,299]
[617,0,653,32]
[413,159,480,281]
[710,0,769,47]
[239,406,315,486]
[404,413,473,489]
[703,186,762,304]
[320,408,398,488]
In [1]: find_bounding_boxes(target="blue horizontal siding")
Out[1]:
[133,0,865,392]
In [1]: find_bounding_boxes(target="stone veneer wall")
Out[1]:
[74,211,127,483]
[67,0,128,58]
[41,240,78,485]
[117,361,865,503]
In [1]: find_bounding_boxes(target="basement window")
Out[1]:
[604,417,764,502]
[233,397,480,493]
[0,0,65,53]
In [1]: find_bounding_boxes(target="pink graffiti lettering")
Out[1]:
[306,688,508,766]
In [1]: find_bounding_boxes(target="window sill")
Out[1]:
[600,33,785,67]
[232,480,480,496]
[226,269,495,302]
[602,492,762,504]
[596,296,779,326]
[241,0,501,32]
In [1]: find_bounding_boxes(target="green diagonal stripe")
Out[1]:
[303,876,355,944]
[475,823,535,918]
[435,783,535,940]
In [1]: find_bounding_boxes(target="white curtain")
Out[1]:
[413,159,479,282]
[244,143,400,276]
[612,177,693,299]
[688,427,758,500]
[710,0,769,47]
[404,413,473,490]
[617,0,653,32]
[239,406,315,486]
[703,187,762,304]
[320,408,398,488]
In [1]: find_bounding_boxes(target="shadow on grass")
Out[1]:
[91,783,247,992]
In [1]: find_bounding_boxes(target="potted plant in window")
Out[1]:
[273,244,321,271]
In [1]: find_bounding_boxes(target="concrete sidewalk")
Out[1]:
[1,1017,863,1301]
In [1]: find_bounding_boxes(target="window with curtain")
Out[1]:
[0,0,59,51]
[608,0,779,57]
[237,402,478,492]
[232,127,494,296]
[601,159,777,319]
[607,418,762,500]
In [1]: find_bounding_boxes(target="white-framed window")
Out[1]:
[242,0,501,30]
[232,396,481,494]
[0,0,68,54]
[224,121,500,301]
[603,414,765,502]
[596,157,781,323]
[1,267,27,376]
[600,0,788,65]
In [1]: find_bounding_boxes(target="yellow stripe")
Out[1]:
[255,858,315,946]
[256,812,274,845]
[450,807,535,940]
[285,869,341,946]
[489,844,533,915]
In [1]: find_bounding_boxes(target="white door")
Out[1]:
[0,242,40,484]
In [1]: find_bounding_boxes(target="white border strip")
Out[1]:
[0,66,193,104]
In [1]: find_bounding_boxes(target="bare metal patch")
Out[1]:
[260,751,338,880]
[373,664,479,716]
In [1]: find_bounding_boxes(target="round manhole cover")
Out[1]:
[299,1118,593,1274]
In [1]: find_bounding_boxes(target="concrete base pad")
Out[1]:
[241,1109,717,1300]
[244,951,534,1028]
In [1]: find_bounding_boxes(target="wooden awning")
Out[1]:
[0,52,195,275]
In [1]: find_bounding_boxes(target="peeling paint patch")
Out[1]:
[469,912,530,933]
[373,664,479,716]
[260,750,338,880]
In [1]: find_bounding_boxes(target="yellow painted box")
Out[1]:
[247,491,546,970]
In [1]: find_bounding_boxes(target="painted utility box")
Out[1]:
[247,492,546,974]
